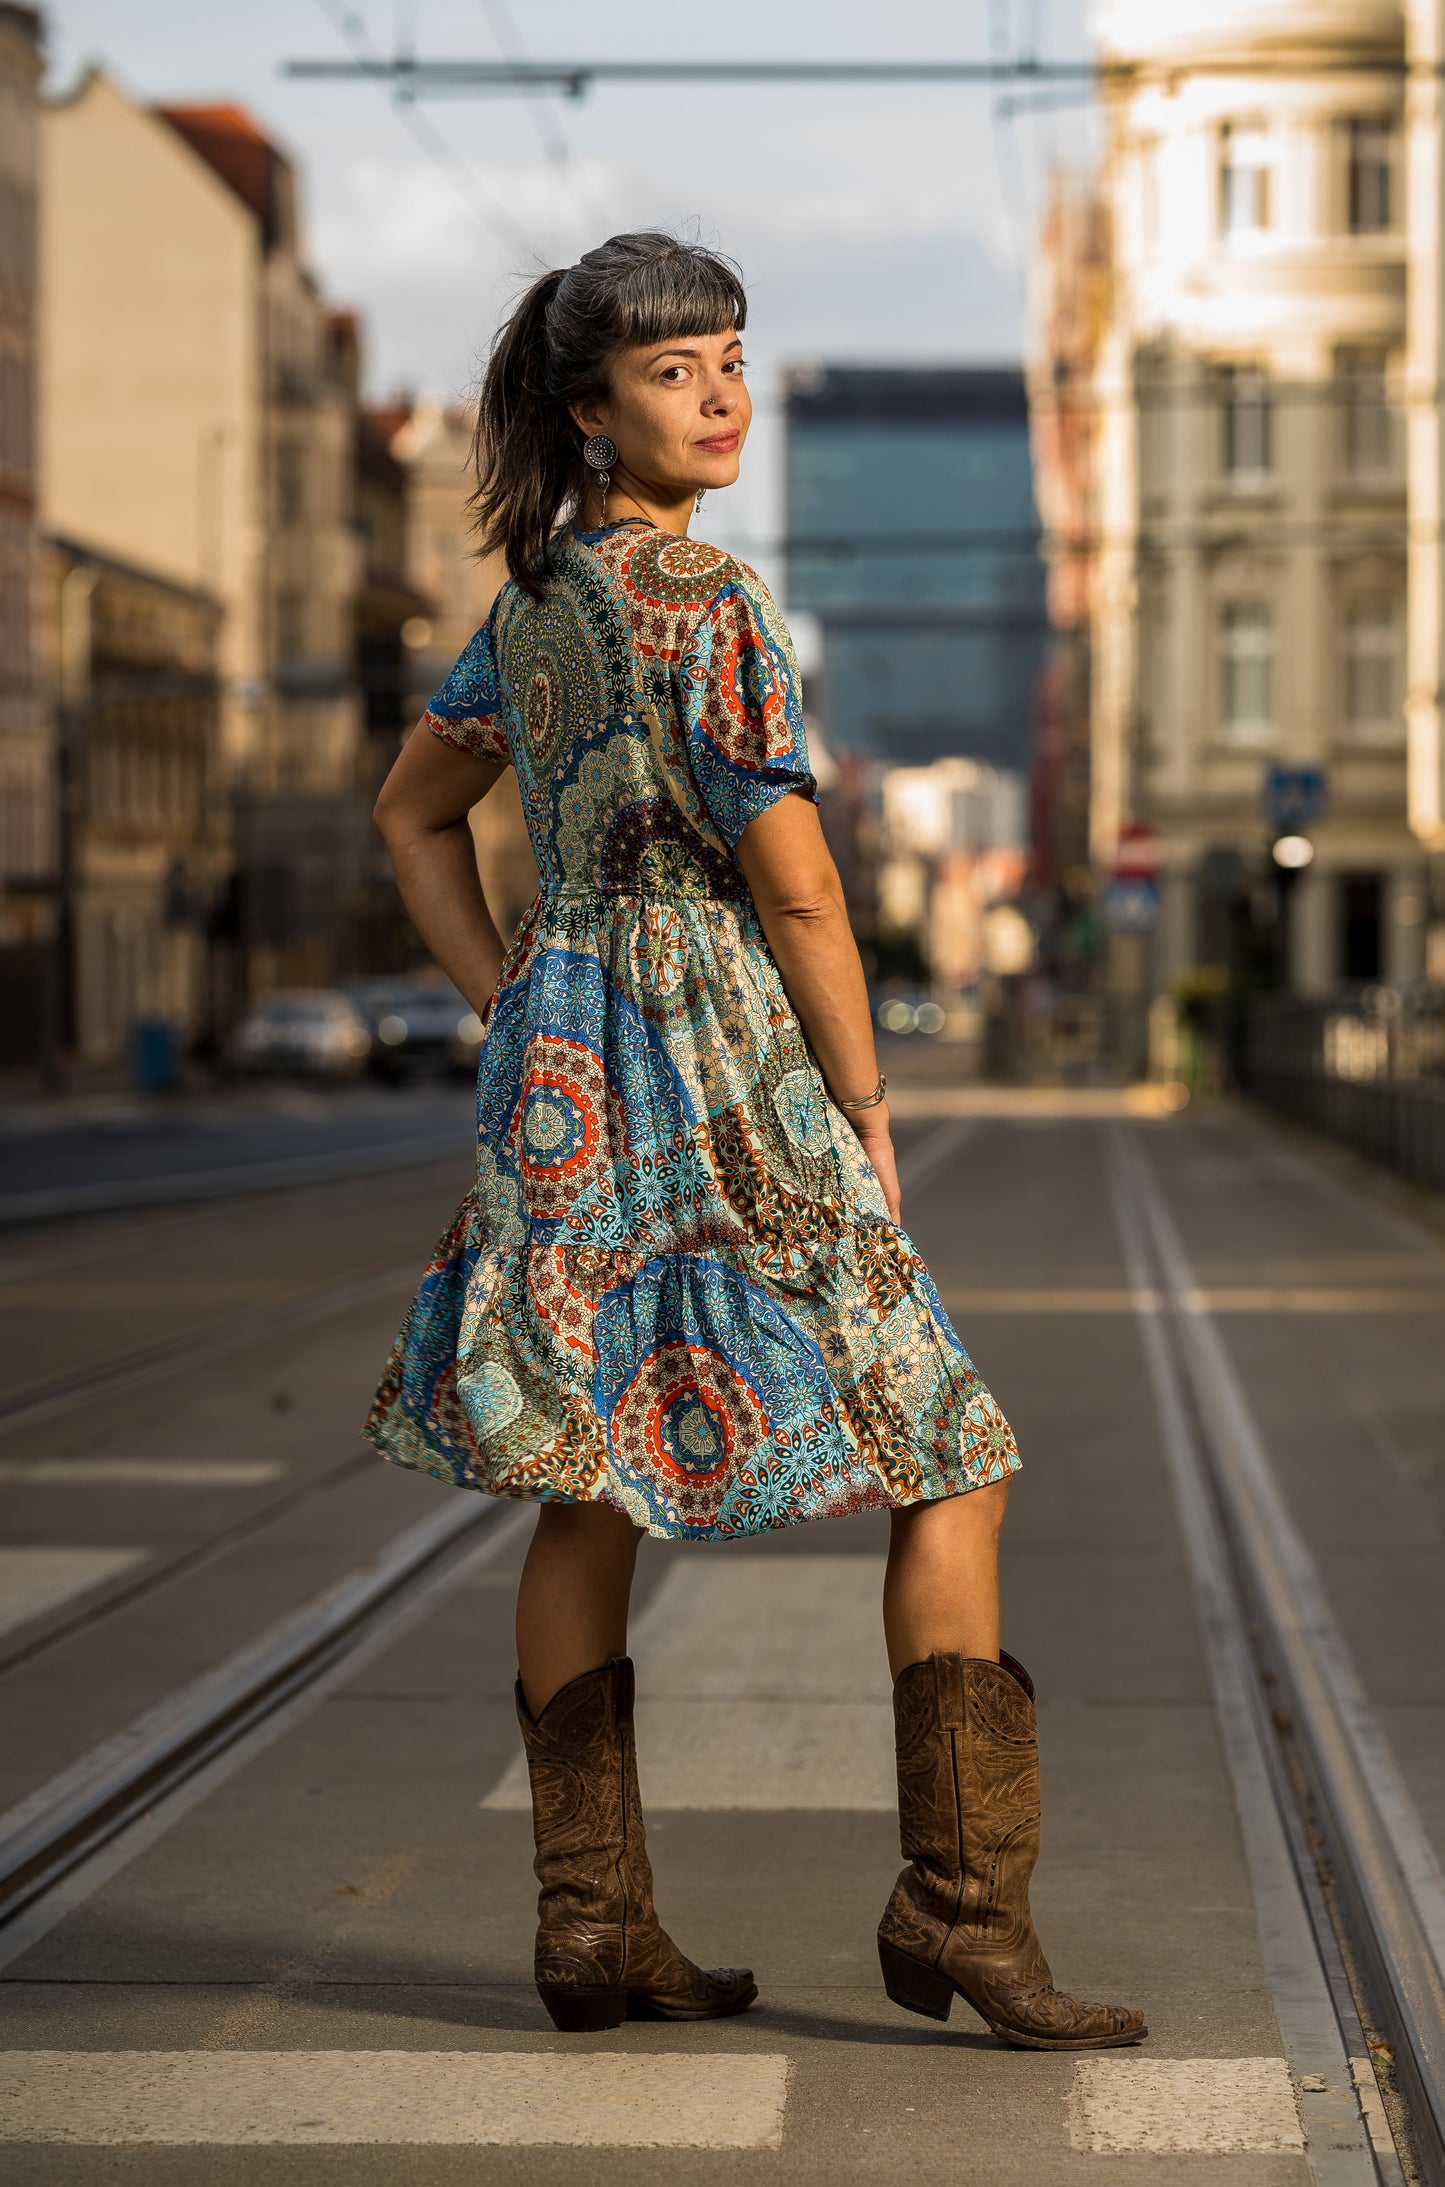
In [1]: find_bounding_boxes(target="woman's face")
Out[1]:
[570,327,750,501]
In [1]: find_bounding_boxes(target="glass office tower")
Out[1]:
[783,367,1047,769]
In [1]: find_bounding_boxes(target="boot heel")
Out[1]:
[537,1982,628,2032]
[879,1936,954,2022]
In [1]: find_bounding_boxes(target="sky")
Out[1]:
[42,1,1100,579]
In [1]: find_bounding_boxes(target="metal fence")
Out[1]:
[1238,990,1445,1192]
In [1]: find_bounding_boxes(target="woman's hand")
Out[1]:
[736,794,900,1222]
[850,1110,901,1224]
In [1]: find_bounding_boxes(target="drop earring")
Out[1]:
[695,487,707,513]
[583,434,618,524]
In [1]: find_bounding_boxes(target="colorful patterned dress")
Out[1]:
[365,520,1020,1540]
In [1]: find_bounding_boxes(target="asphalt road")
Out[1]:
[0,1081,1441,2181]
[0,1083,477,1222]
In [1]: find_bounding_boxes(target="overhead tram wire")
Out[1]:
[308,0,539,256]
[475,0,612,243]
[282,53,1445,94]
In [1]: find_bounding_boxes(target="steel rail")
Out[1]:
[0,1495,502,1932]
[1115,1126,1445,2186]
[0,1257,418,1435]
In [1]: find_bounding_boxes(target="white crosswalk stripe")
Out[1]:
[0,2051,792,2147]
[483,1555,894,1810]
[1069,2057,1305,2153]
[0,1547,147,1641]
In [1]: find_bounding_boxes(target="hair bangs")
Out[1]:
[608,249,747,354]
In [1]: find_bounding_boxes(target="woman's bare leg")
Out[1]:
[883,1481,1010,1678]
[516,1501,645,1716]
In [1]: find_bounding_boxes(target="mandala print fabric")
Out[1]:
[365,522,1021,1539]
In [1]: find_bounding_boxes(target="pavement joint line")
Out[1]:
[0,1130,472,1228]
[884,1083,1184,1119]
[0,1259,419,1437]
[1102,1125,1386,2187]
[0,2049,792,2146]
[938,1286,1445,1313]
[0,1460,286,1489]
[0,1502,533,1974]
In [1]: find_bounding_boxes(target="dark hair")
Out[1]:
[471,232,747,597]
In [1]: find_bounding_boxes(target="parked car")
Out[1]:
[229,989,372,1079]
[349,977,485,1081]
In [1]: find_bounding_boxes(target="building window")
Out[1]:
[1342,599,1399,740]
[1219,365,1271,481]
[1220,603,1274,741]
[276,441,304,526]
[1139,138,1159,251]
[1346,119,1393,234]
[1220,122,1273,237]
[1338,348,1394,478]
[276,591,305,664]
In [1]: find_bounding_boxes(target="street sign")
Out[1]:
[1113,822,1166,879]
[1262,764,1326,833]
[1104,876,1160,933]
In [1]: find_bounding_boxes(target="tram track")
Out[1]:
[10,1106,1434,2181]
[1106,1123,1445,2187]
[0,1243,434,1680]
[0,1494,522,1952]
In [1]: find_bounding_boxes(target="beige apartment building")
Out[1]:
[1062,0,1435,992]
[0,4,50,1070]
[41,71,365,1004]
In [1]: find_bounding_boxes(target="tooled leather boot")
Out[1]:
[877,1650,1147,2050]
[517,1656,757,2032]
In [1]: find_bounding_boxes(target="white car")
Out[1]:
[230,990,372,1079]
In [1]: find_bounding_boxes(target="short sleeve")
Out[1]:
[421,609,510,764]
[676,566,817,850]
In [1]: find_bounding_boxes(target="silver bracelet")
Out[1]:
[836,1075,887,1112]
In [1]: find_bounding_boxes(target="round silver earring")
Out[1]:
[583,434,617,523]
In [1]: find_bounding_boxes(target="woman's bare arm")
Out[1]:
[735,790,899,1222]
[373,723,511,1018]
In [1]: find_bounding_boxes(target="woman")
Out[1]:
[368,232,1144,2052]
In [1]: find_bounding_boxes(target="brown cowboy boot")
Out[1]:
[877,1651,1147,2050]
[516,1656,757,2032]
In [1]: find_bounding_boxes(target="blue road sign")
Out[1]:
[1262,764,1326,833]
[1104,877,1160,934]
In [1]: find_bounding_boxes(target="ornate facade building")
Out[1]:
[1050,0,1437,991]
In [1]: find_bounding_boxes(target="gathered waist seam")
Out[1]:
[533,885,751,906]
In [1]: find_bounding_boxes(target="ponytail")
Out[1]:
[470,233,747,599]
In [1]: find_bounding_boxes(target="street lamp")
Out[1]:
[1271,835,1314,870]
